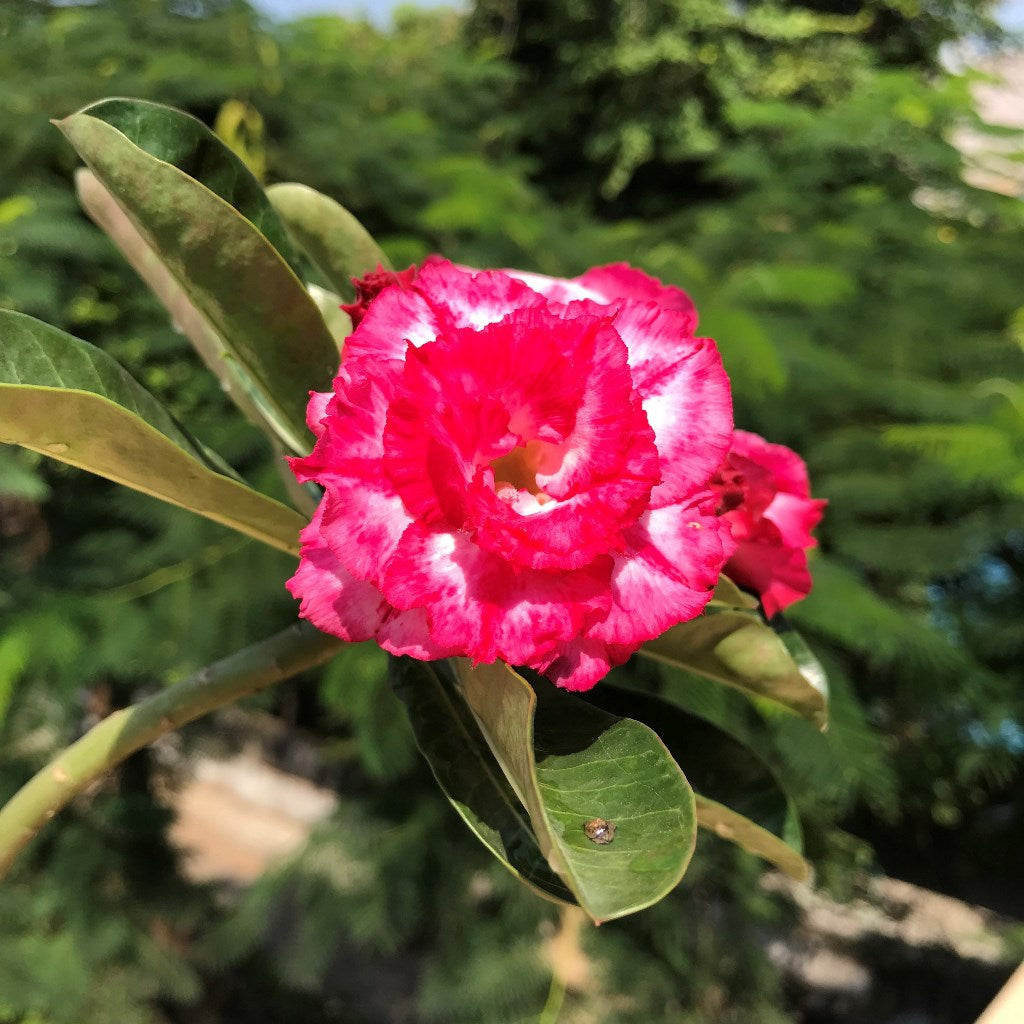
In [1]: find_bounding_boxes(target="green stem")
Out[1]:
[537,973,566,1024]
[0,620,342,878]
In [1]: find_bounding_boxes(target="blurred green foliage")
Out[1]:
[1,0,1021,1021]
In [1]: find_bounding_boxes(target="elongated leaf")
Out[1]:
[0,311,305,555]
[75,169,278,442]
[774,620,830,707]
[582,686,810,881]
[306,283,353,348]
[456,661,697,923]
[267,183,391,299]
[55,98,338,452]
[641,611,829,729]
[389,657,574,905]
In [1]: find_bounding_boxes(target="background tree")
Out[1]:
[1,0,1021,1021]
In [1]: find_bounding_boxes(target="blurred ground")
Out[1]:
[166,743,1019,1024]
[169,752,336,883]
[959,50,1024,194]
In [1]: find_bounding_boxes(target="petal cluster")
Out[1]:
[711,430,827,618]
[289,258,735,690]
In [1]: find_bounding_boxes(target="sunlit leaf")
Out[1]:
[641,612,828,729]
[0,311,305,555]
[582,686,810,880]
[267,183,391,299]
[456,661,697,923]
[55,98,338,453]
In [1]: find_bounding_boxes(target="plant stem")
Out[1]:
[0,620,341,878]
[538,973,566,1024]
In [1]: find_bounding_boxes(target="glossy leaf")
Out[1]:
[0,311,305,555]
[641,610,829,730]
[388,657,574,906]
[456,661,697,923]
[774,620,830,708]
[582,686,811,880]
[75,169,279,443]
[55,98,338,453]
[267,183,391,299]
[306,283,353,348]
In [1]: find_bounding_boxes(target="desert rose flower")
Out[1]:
[288,257,735,690]
[711,430,827,618]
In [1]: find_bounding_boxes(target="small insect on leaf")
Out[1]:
[583,818,616,845]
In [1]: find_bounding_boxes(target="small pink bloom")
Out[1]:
[290,258,734,690]
[711,430,827,618]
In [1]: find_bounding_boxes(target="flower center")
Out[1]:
[490,440,555,507]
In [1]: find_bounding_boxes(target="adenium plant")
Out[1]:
[0,99,829,921]
[289,257,734,690]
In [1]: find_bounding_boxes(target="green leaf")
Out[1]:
[773,621,830,709]
[0,311,306,555]
[640,612,829,730]
[389,657,575,906]
[74,169,286,445]
[267,183,391,299]
[55,98,338,453]
[456,661,697,923]
[710,573,760,612]
[582,686,811,881]
[306,283,353,348]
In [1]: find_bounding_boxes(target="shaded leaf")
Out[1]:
[772,619,830,711]
[0,311,305,555]
[456,661,697,923]
[582,685,811,880]
[74,169,281,444]
[388,657,574,906]
[641,612,828,729]
[267,183,391,299]
[55,98,338,452]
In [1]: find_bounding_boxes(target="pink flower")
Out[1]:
[711,430,827,618]
[288,258,735,690]
[341,264,418,329]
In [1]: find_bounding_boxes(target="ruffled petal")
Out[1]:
[287,513,452,657]
[289,360,397,485]
[726,541,814,620]
[418,257,546,330]
[577,263,698,331]
[610,303,733,507]
[588,495,733,646]
[343,285,441,364]
[317,474,413,585]
[464,421,658,571]
[731,429,811,497]
[377,606,459,661]
[379,522,613,666]
[504,262,697,332]
[306,390,332,437]
[764,492,827,550]
[534,637,635,692]
[286,536,389,643]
